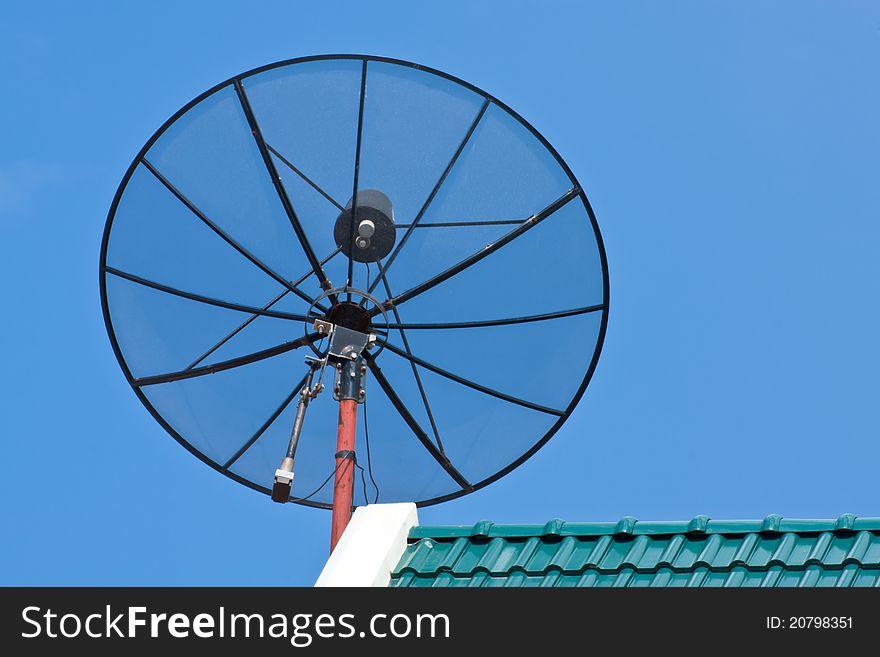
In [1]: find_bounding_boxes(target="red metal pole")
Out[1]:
[330,398,358,552]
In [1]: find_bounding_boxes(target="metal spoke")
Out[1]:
[366,355,471,491]
[132,333,319,387]
[233,79,335,301]
[384,304,604,330]
[372,187,579,317]
[394,219,522,228]
[267,143,346,213]
[186,247,342,370]
[367,98,491,296]
[104,266,311,322]
[222,371,310,471]
[346,60,368,298]
[377,265,445,453]
[140,157,327,313]
[380,340,565,417]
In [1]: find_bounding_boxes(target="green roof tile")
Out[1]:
[392,515,880,588]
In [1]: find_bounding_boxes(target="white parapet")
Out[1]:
[315,503,419,587]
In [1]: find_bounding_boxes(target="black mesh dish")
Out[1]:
[100,55,609,508]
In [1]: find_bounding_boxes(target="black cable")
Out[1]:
[290,453,370,509]
[355,462,369,507]
[289,458,346,503]
[362,394,380,503]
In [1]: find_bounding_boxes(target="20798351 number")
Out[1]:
[788,617,852,629]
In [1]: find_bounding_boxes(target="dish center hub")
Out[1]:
[326,300,372,334]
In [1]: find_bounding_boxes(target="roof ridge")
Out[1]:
[408,514,880,540]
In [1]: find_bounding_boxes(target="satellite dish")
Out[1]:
[100,54,608,548]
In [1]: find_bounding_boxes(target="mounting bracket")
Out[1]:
[313,318,374,404]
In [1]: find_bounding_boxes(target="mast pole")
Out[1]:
[330,398,358,551]
[330,356,365,551]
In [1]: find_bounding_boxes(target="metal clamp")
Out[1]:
[333,356,367,403]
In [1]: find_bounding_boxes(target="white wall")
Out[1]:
[314,503,419,587]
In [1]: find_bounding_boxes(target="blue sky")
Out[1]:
[2,1,879,585]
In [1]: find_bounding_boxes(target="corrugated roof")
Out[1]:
[391,515,880,587]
